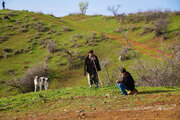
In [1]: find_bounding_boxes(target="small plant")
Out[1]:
[47,40,58,53]
[63,27,71,31]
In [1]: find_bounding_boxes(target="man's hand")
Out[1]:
[84,72,86,76]
[115,80,120,84]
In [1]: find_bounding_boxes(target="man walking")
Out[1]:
[84,50,101,88]
[116,68,138,95]
[2,1,5,10]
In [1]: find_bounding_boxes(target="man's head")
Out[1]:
[121,68,127,76]
[88,49,94,57]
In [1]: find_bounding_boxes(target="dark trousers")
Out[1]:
[87,73,99,85]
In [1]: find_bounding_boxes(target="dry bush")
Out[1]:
[0,36,8,42]
[74,33,83,39]
[8,11,15,16]
[141,25,154,34]
[118,47,129,61]
[3,48,12,53]
[107,4,121,17]
[63,27,71,31]
[103,16,114,21]
[13,50,21,55]
[129,25,141,32]
[20,63,48,92]
[100,58,111,85]
[19,28,28,33]
[113,26,125,33]
[133,52,180,87]
[34,22,48,32]
[47,40,58,53]
[153,18,168,37]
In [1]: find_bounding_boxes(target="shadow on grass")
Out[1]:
[138,89,180,94]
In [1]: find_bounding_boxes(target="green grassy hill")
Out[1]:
[0,9,180,98]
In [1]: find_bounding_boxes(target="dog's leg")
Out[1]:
[34,85,37,92]
[39,84,42,91]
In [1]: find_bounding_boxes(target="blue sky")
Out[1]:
[2,0,180,16]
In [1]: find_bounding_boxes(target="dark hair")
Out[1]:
[121,68,126,73]
[88,49,94,53]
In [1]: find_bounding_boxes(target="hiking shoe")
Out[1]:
[128,89,138,95]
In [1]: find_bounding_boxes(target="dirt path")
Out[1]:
[27,12,172,59]
[3,104,179,120]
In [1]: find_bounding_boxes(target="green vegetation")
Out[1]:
[0,9,179,98]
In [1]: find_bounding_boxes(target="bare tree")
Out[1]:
[107,4,121,16]
[79,1,89,14]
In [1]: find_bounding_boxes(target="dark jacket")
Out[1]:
[121,72,135,91]
[84,55,101,74]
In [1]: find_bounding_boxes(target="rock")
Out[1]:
[93,108,96,110]
[80,113,86,116]
[64,109,67,112]
[103,101,106,103]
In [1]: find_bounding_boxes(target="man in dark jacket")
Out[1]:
[2,1,5,10]
[84,50,101,88]
[116,68,138,95]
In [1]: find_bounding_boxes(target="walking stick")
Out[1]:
[92,59,103,87]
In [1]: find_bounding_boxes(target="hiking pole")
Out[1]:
[92,59,103,87]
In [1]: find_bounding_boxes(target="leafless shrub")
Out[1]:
[107,4,121,17]
[118,47,129,61]
[20,63,48,92]
[0,36,8,42]
[8,11,16,16]
[113,26,124,33]
[100,58,111,85]
[13,50,21,55]
[63,27,71,31]
[153,18,168,37]
[19,28,28,33]
[133,51,180,87]
[103,16,114,21]
[3,48,12,53]
[141,25,154,34]
[16,20,22,25]
[129,25,141,32]
[4,53,10,58]
[74,33,83,39]
[34,22,48,32]
[47,40,58,53]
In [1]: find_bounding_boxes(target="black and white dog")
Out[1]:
[34,76,49,92]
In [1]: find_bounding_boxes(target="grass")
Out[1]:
[0,9,180,98]
[0,86,179,111]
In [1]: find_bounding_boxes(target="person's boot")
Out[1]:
[128,89,138,95]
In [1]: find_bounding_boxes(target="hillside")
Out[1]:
[0,9,180,119]
[0,10,180,97]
